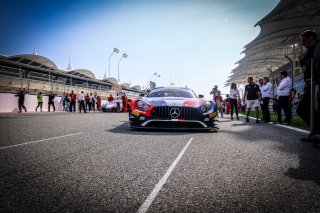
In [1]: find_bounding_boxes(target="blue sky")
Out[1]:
[0,0,279,98]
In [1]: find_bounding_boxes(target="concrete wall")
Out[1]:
[0,93,108,113]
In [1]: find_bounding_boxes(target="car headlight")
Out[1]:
[201,101,212,113]
[137,100,149,111]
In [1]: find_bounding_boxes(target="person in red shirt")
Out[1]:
[85,93,90,111]
[97,96,102,111]
[121,93,128,112]
[127,99,132,112]
[69,90,77,112]
[225,95,231,114]
[108,94,114,102]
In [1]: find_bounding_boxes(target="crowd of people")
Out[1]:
[14,89,130,113]
[210,30,319,143]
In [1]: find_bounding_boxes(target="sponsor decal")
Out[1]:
[208,112,217,118]
[132,110,140,116]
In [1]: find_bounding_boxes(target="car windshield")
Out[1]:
[109,100,121,104]
[147,89,196,98]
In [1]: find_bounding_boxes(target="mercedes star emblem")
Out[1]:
[170,107,180,118]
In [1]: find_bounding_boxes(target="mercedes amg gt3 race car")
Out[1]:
[129,87,219,130]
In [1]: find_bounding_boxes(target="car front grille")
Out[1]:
[151,106,201,119]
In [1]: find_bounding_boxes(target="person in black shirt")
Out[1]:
[15,88,27,113]
[243,77,261,123]
[48,91,55,112]
[297,30,320,142]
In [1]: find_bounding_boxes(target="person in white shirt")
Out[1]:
[78,91,87,113]
[229,82,240,120]
[275,70,292,124]
[260,77,273,122]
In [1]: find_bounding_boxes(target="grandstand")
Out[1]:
[0,53,146,99]
[226,0,320,94]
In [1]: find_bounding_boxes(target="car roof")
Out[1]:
[150,86,192,91]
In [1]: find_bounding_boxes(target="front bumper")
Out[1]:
[129,111,219,130]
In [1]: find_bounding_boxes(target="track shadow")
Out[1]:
[219,117,320,186]
[106,121,219,136]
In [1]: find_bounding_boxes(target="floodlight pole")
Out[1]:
[106,48,119,78]
[117,53,128,82]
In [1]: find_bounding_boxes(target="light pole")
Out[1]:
[117,53,128,82]
[105,48,119,78]
[143,73,157,89]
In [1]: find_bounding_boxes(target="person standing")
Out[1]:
[35,91,43,112]
[229,83,240,120]
[64,92,70,111]
[116,97,121,112]
[48,91,55,112]
[275,70,292,125]
[69,90,77,112]
[97,96,102,111]
[85,92,90,112]
[297,30,320,142]
[258,79,264,120]
[122,93,128,112]
[260,77,273,122]
[77,91,86,113]
[108,94,114,102]
[243,77,261,123]
[91,92,96,111]
[210,85,223,117]
[225,96,231,114]
[60,92,66,111]
[15,88,27,113]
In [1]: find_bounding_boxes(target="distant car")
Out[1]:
[129,87,219,130]
[102,100,123,112]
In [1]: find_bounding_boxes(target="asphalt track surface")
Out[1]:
[0,112,320,213]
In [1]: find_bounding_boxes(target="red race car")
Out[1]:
[129,87,219,131]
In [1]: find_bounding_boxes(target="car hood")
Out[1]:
[143,97,207,108]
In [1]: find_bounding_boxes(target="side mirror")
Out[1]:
[198,94,204,98]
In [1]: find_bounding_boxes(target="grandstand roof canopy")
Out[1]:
[5,54,59,71]
[67,69,96,79]
[226,0,320,86]
[105,77,118,85]
[131,85,142,90]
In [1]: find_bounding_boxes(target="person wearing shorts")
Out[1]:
[211,85,224,117]
[243,77,261,123]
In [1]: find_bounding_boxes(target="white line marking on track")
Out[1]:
[137,137,194,213]
[239,114,310,134]
[0,132,83,150]
[273,124,309,134]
